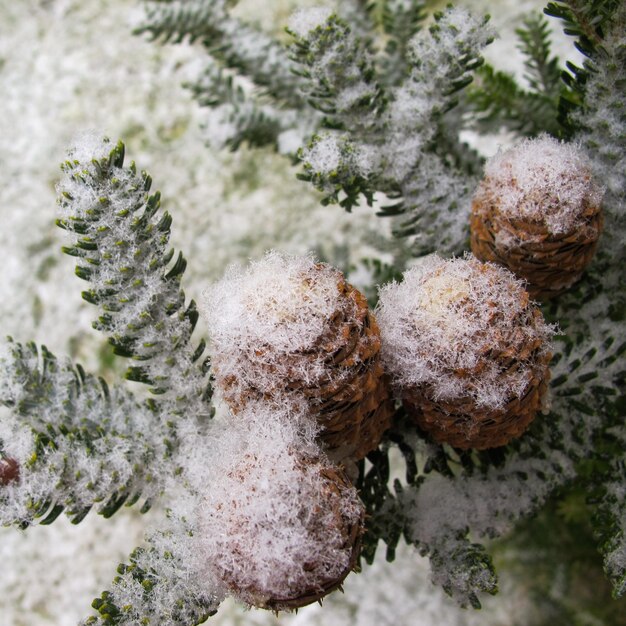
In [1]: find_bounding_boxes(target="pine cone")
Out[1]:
[201,252,394,461]
[201,445,364,610]
[376,255,554,450]
[470,135,604,300]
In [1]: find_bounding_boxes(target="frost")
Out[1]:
[376,254,554,410]
[475,135,604,238]
[65,131,113,165]
[303,133,343,175]
[288,8,334,38]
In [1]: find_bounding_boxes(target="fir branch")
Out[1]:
[591,423,626,598]
[0,339,163,526]
[185,63,292,151]
[544,0,619,57]
[386,153,474,256]
[137,0,304,107]
[356,444,408,564]
[517,13,563,98]
[357,417,502,607]
[85,543,219,626]
[544,0,623,130]
[379,0,428,85]
[469,65,564,138]
[136,0,231,44]
[570,2,626,249]
[56,138,210,408]
[467,13,565,138]
[428,535,498,609]
[297,132,379,211]
[544,255,626,598]
[287,12,386,132]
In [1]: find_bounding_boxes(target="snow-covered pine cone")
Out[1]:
[470,135,603,300]
[194,409,365,610]
[376,255,554,450]
[201,251,394,461]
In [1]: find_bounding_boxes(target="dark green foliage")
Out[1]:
[296,133,378,212]
[544,0,623,130]
[429,537,498,610]
[136,0,303,106]
[185,65,284,151]
[469,13,566,138]
[357,443,408,565]
[287,13,387,129]
[376,0,429,84]
[356,410,502,607]
[591,428,626,598]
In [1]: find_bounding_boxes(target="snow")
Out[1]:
[288,7,334,38]
[475,134,604,238]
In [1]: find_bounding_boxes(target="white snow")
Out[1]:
[288,7,334,38]
[475,134,604,237]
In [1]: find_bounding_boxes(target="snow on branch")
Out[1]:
[56,136,210,410]
[0,339,165,527]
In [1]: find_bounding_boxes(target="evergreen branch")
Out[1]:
[544,0,619,57]
[468,65,564,137]
[385,153,474,256]
[570,2,626,246]
[544,256,625,421]
[186,64,290,151]
[372,8,495,245]
[0,339,164,526]
[544,0,623,130]
[293,6,493,239]
[137,0,304,107]
[297,132,379,211]
[56,138,211,407]
[412,9,494,106]
[379,0,428,85]
[356,444,408,565]
[358,417,500,607]
[287,13,386,132]
[428,535,498,609]
[544,255,626,597]
[467,11,566,138]
[135,0,231,44]
[516,13,562,98]
[85,542,219,626]
[590,423,626,598]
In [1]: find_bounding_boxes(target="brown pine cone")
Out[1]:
[470,135,603,300]
[201,252,394,461]
[197,417,365,611]
[376,255,554,450]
